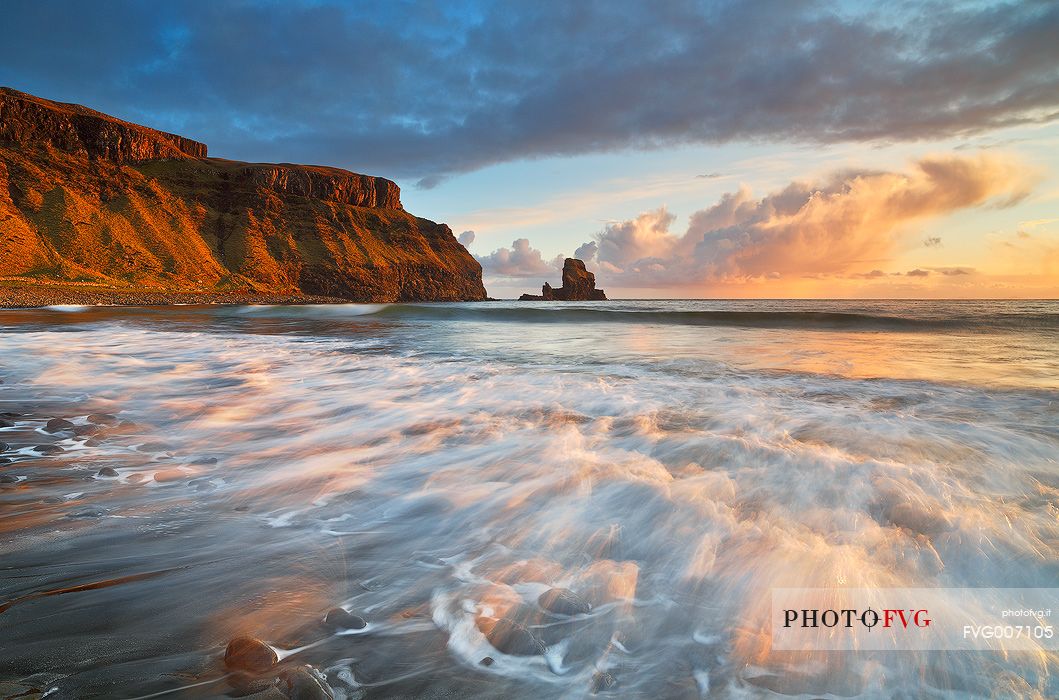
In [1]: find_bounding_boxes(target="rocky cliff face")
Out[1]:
[0,87,486,302]
[0,88,207,162]
[519,258,607,301]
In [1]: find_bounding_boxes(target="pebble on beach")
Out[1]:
[44,418,75,433]
[224,636,279,673]
[324,608,367,631]
[68,508,106,519]
[477,618,547,656]
[138,441,174,453]
[591,671,618,693]
[538,588,592,616]
[153,469,188,483]
[279,666,335,700]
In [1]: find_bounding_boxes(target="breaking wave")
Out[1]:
[0,299,1056,697]
[210,300,1059,333]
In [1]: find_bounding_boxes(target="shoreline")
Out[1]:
[0,289,351,308]
[0,284,463,308]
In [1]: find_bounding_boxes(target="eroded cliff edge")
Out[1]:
[0,87,487,303]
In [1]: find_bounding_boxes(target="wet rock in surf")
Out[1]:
[227,672,283,698]
[224,636,278,673]
[68,507,105,518]
[324,607,366,630]
[0,441,10,452]
[33,444,63,455]
[0,419,14,428]
[280,666,335,700]
[44,418,74,433]
[591,671,618,693]
[84,438,102,447]
[97,467,119,477]
[138,441,174,453]
[479,656,494,666]
[87,413,118,425]
[0,474,20,484]
[539,587,592,616]
[0,457,11,464]
[477,618,547,656]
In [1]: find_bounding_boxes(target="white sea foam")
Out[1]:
[0,301,1056,697]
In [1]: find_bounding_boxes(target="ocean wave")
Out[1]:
[42,304,92,312]
[1,324,1056,697]
[364,304,1059,332]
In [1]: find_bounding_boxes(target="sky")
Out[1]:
[2,0,1057,298]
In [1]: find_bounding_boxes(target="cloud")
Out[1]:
[580,153,1029,287]
[934,266,974,276]
[0,1,1056,183]
[573,241,598,262]
[1019,217,1059,229]
[923,237,942,247]
[477,239,561,278]
[906,269,931,277]
[458,230,476,247]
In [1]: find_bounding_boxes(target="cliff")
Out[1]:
[519,258,607,301]
[0,87,486,303]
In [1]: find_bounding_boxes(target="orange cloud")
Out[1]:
[578,153,1033,287]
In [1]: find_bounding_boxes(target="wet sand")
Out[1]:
[0,405,509,699]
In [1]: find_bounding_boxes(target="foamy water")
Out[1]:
[0,300,1057,698]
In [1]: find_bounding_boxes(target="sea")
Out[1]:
[0,299,1057,698]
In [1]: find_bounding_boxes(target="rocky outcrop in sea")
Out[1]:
[519,258,607,301]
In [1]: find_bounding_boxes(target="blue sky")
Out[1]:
[2,0,1057,297]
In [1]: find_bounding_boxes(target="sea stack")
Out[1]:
[519,258,607,301]
[0,87,487,303]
